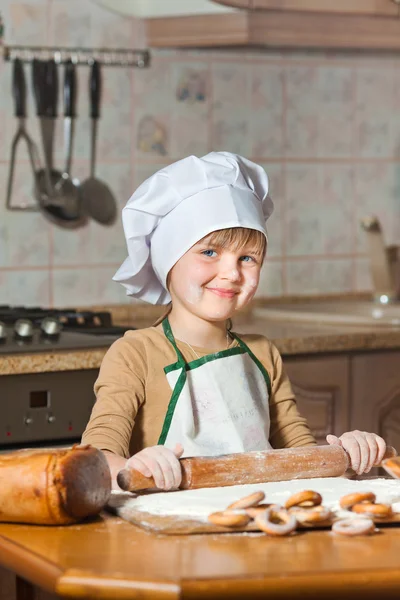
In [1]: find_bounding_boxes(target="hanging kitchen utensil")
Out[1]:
[52,59,87,224]
[32,59,86,229]
[33,58,62,202]
[6,58,41,211]
[80,60,117,226]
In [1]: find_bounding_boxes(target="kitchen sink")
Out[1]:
[253,301,400,328]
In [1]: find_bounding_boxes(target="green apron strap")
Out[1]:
[162,317,186,366]
[231,332,272,397]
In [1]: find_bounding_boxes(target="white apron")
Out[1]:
[158,319,273,457]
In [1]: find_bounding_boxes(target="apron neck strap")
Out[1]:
[162,317,186,364]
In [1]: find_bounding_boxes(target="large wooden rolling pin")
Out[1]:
[0,445,111,525]
[117,444,397,493]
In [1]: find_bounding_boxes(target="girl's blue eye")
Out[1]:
[202,249,217,257]
[240,255,254,263]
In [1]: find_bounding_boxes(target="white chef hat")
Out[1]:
[113,151,274,305]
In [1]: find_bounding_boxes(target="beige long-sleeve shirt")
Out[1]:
[82,325,316,457]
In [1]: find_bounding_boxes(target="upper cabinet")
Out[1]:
[214,0,400,17]
[95,0,400,50]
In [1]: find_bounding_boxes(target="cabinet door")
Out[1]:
[351,351,400,452]
[0,566,15,600]
[214,0,400,16]
[283,355,350,444]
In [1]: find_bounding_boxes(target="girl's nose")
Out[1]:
[220,261,240,282]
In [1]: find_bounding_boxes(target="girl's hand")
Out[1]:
[326,431,386,475]
[126,443,184,490]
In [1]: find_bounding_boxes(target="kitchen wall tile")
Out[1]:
[211,64,250,155]
[286,258,353,295]
[93,265,133,305]
[285,66,318,158]
[4,1,49,45]
[52,265,130,307]
[256,259,283,298]
[0,269,51,306]
[0,160,50,268]
[169,62,210,158]
[355,66,400,158]
[89,1,134,48]
[317,66,355,158]
[134,58,172,114]
[249,65,284,158]
[354,163,400,252]
[52,267,96,307]
[49,0,91,47]
[134,163,168,190]
[286,164,353,257]
[51,161,130,266]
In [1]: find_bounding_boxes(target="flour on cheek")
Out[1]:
[184,281,203,305]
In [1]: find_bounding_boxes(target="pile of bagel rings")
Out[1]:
[208,489,394,537]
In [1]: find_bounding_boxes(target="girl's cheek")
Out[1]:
[184,281,203,305]
[242,277,259,296]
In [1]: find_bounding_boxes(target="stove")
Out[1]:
[0,305,130,354]
[0,306,133,449]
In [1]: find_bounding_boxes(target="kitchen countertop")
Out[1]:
[2,296,400,376]
[1,512,400,600]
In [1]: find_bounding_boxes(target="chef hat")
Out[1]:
[113,151,274,305]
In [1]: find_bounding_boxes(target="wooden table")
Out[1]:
[1,513,400,600]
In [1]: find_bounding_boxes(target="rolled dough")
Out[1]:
[113,477,400,521]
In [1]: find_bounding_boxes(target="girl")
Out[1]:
[82,152,387,489]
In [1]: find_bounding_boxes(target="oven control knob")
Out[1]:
[0,321,7,343]
[47,415,56,424]
[14,319,33,339]
[41,317,62,338]
[24,416,33,426]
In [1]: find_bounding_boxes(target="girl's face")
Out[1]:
[168,236,264,322]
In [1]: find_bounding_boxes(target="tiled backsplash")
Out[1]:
[1,0,400,307]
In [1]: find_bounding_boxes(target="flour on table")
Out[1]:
[110,477,400,521]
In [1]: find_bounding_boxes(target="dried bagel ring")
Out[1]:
[255,505,297,536]
[351,502,393,519]
[339,492,376,510]
[208,510,251,527]
[332,518,376,537]
[284,490,322,510]
[227,491,265,510]
[289,505,332,525]
[246,503,272,518]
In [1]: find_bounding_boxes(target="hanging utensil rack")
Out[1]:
[4,45,149,220]
[3,45,150,68]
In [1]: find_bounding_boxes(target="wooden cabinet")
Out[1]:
[214,0,400,17]
[146,0,400,50]
[284,355,350,443]
[351,350,400,452]
[282,349,400,451]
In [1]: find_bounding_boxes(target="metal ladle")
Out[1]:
[52,59,86,224]
[32,59,86,229]
[80,60,117,226]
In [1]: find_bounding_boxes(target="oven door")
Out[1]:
[0,370,98,448]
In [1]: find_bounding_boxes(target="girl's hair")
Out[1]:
[152,227,266,327]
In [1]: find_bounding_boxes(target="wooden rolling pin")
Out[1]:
[0,445,111,525]
[382,455,400,479]
[117,444,397,493]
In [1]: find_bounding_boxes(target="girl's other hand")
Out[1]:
[326,431,386,475]
[126,443,184,490]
